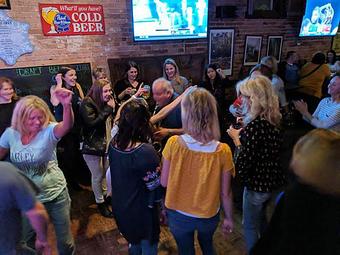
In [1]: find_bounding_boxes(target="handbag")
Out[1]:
[81,129,106,156]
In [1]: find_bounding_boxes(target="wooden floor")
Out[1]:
[48,188,246,255]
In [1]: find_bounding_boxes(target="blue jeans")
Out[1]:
[128,239,158,255]
[242,187,272,254]
[167,209,219,255]
[22,188,75,255]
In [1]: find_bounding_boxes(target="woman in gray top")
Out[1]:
[163,58,190,95]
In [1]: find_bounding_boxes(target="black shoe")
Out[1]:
[97,202,114,218]
[104,195,112,206]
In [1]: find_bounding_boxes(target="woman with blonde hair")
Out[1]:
[0,89,75,254]
[227,75,286,253]
[161,88,234,255]
[163,58,190,95]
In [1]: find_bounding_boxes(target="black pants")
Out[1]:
[57,132,91,187]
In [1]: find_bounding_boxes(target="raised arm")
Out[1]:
[151,86,195,125]
[113,87,145,123]
[53,88,74,139]
[150,92,184,124]
[50,74,63,107]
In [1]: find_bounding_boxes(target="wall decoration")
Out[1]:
[267,35,283,62]
[243,35,262,66]
[246,0,286,18]
[0,11,34,65]
[0,63,92,103]
[39,4,105,36]
[332,30,340,55]
[209,28,235,76]
[0,0,11,9]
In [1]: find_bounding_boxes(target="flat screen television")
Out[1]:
[132,0,209,42]
[299,0,340,37]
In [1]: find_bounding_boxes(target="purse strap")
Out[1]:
[299,64,322,81]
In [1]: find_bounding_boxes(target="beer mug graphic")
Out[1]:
[42,7,59,34]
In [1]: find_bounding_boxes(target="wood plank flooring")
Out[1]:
[48,188,246,255]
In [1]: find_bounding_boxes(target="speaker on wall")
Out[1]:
[216,5,237,18]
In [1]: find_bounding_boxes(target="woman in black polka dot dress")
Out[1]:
[227,75,286,253]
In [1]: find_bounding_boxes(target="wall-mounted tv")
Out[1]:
[299,0,340,37]
[132,0,209,42]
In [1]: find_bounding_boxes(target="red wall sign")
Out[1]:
[39,4,105,36]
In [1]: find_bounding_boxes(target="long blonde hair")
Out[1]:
[181,88,220,143]
[237,75,281,126]
[11,95,55,134]
[163,58,183,85]
[0,77,19,101]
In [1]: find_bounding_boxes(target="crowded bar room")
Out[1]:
[0,0,339,254]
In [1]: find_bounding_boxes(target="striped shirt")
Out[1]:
[308,97,340,131]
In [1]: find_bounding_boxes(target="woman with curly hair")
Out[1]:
[227,75,286,253]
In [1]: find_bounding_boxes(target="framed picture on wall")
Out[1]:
[243,35,262,66]
[209,28,235,76]
[0,0,11,9]
[267,35,283,62]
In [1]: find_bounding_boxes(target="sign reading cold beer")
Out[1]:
[39,4,105,36]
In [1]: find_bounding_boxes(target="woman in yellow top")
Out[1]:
[161,88,235,255]
[298,52,331,112]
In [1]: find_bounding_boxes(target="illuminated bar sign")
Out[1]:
[39,3,105,36]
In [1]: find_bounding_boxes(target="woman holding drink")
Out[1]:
[114,61,145,104]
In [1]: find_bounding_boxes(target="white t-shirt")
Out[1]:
[0,123,66,202]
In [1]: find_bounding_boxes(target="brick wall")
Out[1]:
[0,0,333,80]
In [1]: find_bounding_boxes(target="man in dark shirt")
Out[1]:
[152,78,183,142]
[278,51,300,95]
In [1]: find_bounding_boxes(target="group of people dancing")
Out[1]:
[0,53,339,255]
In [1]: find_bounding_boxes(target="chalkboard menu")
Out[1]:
[0,63,92,104]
